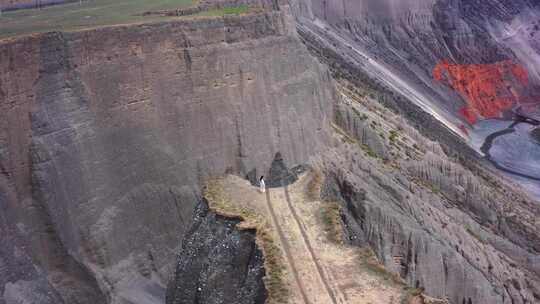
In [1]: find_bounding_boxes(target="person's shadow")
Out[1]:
[247,152,306,188]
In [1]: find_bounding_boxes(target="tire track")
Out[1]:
[282,185,339,304]
[223,175,402,303]
[264,190,310,304]
[322,266,348,304]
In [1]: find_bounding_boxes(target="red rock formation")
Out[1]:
[433,60,529,124]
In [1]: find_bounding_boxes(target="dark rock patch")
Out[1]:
[166,199,267,304]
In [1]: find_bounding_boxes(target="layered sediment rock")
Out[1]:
[292,0,540,171]
[0,195,64,304]
[291,4,540,300]
[0,6,333,303]
[1,1,540,304]
[322,93,540,304]
[166,200,267,304]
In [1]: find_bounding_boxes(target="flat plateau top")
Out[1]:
[0,0,249,39]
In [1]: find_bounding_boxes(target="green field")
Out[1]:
[195,4,250,17]
[0,0,200,39]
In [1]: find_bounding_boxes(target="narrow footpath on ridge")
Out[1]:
[218,172,405,304]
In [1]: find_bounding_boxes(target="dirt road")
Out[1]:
[220,173,404,304]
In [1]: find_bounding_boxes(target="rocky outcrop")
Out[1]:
[0,6,333,303]
[321,95,540,304]
[166,200,267,304]
[297,23,479,163]
[292,0,540,193]
[433,60,530,124]
[294,0,540,97]
[294,5,540,301]
[2,1,539,304]
[291,3,540,301]
[0,193,64,304]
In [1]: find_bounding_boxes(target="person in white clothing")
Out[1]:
[259,176,265,193]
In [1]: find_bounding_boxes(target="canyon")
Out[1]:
[0,3,333,303]
[0,0,539,304]
[293,0,540,194]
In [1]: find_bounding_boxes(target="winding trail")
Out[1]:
[282,185,339,304]
[220,173,404,304]
[264,190,311,304]
[265,186,337,304]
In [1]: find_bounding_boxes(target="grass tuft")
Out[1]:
[306,169,323,201]
[331,122,357,144]
[356,248,405,287]
[400,287,424,304]
[400,287,449,304]
[389,130,399,142]
[320,201,343,244]
[195,4,251,17]
[360,143,379,159]
[465,224,486,244]
[331,122,381,159]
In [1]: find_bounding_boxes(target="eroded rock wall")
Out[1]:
[0,192,65,304]
[166,200,267,304]
[0,8,333,303]
[292,0,540,132]
[322,93,540,304]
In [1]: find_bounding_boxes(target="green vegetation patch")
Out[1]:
[331,122,380,159]
[465,224,486,244]
[351,106,368,121]
[356,248,404,287]
[389,130,399,142]
[360,143,379,159]
[401,287,424,304]
[354,247,445,304]
[331,122,357,144]
[195,4,251,17]
[320,201,343,244]
[306,169,323,201]
[0,0,196,39]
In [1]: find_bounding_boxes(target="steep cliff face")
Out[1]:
[291,0,540,300]
[295,0,540,89]
[292,0,540,193]
[0,7,333,303]
[166,200,267,304]
[321,89,540,304]
[1,1,539,304]
[0,193,65,304]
